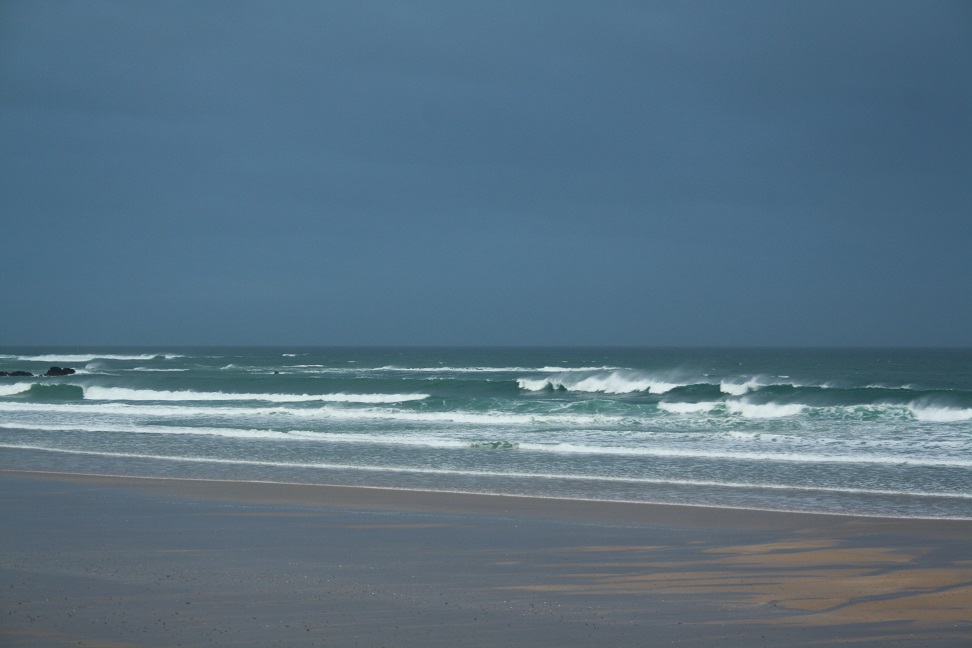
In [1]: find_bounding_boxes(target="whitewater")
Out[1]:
[1,347,970,518]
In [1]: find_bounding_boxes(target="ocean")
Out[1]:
[1,347,970,519]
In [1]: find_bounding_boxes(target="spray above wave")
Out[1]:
[909,404,972,422]
[82,386,429,403]
[518,369,684,394]
[720,377,769,396]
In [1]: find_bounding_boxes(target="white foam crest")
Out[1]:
[377,365,618,373]
[517,377,551,391]
[0,400,272,418]
[514,441,971,467]
[130,367,189,372]
[537,366,619,373]
[0,400,619,427]
[0,421,300,440]
[720,377,764,396]
[865,383,918,391]
[313,408,531,425]
[658,401,719,414]
[0,382,34,397]
[909,404,972,422]
[518,370,682,394]
[725,400,804,418]
[723,431,792,443]
[0,422,480,449]
[303,406,617,427]
[83,386,429,403]
[287,365,365,374]
[0,353,179,362]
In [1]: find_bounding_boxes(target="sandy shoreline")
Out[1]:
[2,469,970,646]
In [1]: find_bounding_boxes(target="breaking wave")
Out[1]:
[720,377,767,395]
[0,382,33,397]
[725,400,805,419]
[378,365,618,373]
[518,370,684,394]
[909,404,972,422]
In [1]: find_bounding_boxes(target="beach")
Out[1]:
[2,469,970,646]
[3,347,971,520]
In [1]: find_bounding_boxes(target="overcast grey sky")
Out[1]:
[1,1,970,346]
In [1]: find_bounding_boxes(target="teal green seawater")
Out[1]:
[1,347,970,518]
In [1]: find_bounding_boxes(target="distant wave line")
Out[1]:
[81,386,429,403]
[0,353,183,362]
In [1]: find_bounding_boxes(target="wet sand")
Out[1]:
[1,469,970,646]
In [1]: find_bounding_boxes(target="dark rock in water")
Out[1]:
[0,370,34,377]
[44,366,76,377]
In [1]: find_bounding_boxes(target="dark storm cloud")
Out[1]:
[1,1,970,345]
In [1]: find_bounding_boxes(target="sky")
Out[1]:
[1,1,970,347]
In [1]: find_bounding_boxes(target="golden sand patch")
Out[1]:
[704,539,839,554]
[773,597,846,611]
[504,584,586,592]
[766,583,972,627]
[497,539,972,628]
[713,546,915,568]
[551,561,678,569]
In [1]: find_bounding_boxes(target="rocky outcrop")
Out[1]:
[1,367,76,377]
[43,367,76,377]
